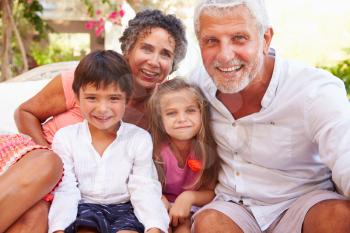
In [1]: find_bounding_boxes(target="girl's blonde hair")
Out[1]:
[148,78,221,190]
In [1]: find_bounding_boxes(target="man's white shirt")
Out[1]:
[190,54,350,230]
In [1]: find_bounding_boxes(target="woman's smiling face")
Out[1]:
[126,27,176,90]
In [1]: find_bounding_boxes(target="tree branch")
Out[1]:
[5,0,29,73]
[1,0,12,81]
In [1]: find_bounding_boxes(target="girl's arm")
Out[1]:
[14,75,67,146]
[169,190,215,227]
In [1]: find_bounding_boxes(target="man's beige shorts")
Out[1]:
[192,190,345,233]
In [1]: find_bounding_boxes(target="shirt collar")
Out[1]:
[82,119,126,143]
[261,53,281,109]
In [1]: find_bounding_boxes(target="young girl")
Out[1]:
[148,78,221,233]
[48,50,169,233]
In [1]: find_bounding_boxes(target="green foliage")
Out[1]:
[11,38,25,74]
[82,0,113,17]
[127,0,191,17]
[30,44,84,66]
[321,58,350,94]
[16,0,47,38]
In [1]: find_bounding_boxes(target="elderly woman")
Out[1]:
[3,9,187,233]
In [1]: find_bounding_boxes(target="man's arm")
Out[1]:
[306,77,350,196]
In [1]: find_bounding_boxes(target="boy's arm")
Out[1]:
[49,129,81,233]
[161,195,171,212]
[128,131,169,233]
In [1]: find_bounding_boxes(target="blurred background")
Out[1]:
[0,0,349,92]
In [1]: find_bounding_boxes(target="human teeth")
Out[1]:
[218,65,242,72]
[95,116,109,120]
[142,69,159,76]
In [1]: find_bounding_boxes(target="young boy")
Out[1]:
[48,50,169,233]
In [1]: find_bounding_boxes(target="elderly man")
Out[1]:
[190,0,350,232]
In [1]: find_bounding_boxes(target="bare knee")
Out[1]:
[19,150,63,190]
[34,150,63,181]
[194,209,221,227]
[77,226,99,233]
[309,199,350,220]
[193,209,242,233]
[304,199,350,232]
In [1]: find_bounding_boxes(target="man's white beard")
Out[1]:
[213,46,264,94]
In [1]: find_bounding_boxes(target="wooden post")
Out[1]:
[1,0,12,82]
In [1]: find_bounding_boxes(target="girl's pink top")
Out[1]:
[161,144,200,202]
[42,71,83,143]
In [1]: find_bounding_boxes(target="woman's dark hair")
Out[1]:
[73,50,133,99]
[119,9,187,73]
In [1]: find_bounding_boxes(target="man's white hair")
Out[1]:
[194,0,270,38]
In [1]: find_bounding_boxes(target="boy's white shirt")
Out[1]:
[48,120,169,233]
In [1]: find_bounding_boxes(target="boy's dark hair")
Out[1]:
[73,50,133,99]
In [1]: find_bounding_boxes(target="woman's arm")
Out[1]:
[14,75,67,146]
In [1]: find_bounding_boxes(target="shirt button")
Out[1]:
[234,152,238,155]
[236,171,240,176]
[232,122,236,126]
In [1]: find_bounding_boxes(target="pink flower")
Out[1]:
[95,25,104,37]
[84,21,95,30]
[95,9,102,15]
[27,0,33,3]
[119,9,125,18]
[108,11,118,20]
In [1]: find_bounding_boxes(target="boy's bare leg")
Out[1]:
[77,227,98,233]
